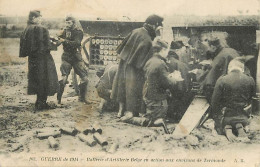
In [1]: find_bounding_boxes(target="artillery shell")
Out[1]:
[107,142,119,154]
[37,130,61,139]
[92,123,102,134]
[60,127,78,136]
[35,128,59,134]
[93,133,108,146]
[48,136,59,149]
[78,134,97,147]
[83,126,95,135]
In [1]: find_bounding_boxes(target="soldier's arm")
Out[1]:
[159,64,171,89]
[57,28,65,38]
[44,27,52,51]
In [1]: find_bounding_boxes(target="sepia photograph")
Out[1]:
[0,0,260,166]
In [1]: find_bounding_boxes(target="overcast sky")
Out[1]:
[0,0,259,20]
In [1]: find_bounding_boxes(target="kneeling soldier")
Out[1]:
[96,64,119,113]
[211,56,255,142]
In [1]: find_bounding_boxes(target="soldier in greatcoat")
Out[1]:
[122,38,181,126]
[19,10,59,110]
[111,14,164,118]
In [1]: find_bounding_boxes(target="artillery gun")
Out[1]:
[72,20,143,103]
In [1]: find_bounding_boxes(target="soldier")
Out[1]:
[122,38,181,126]
[170,41,190,65]
[166,42,192,120]
[19,10,59,110]
[167,41,191,93]
[111,14,164,118]
[211,56,255,142]
[95,64,119,113]
[199,35,240,102]
[57,16,89,104]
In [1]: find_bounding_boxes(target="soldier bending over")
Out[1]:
[96,64,119,113]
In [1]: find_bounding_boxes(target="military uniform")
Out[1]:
[202,47,239,101]
[111,26,154,116]
[19,10,59,110]
[96,65,118,109]
[166,56,192,120]
[58,27,88,79]
[57,25,89,103]
[211,70,255,133]
[143,54,172,124]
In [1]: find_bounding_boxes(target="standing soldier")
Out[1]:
[111,14,164,118]
[57,16,89,104]
[19,10,59,110]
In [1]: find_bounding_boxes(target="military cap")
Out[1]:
[170,41,184,50]
[29,10,41,18]
[66,15,76,22]
[167,50,179,60]
[145,14,164,26]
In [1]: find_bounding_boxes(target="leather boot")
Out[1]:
[57,80,65,104]
[97,99,106,113]
[78,81,89,103]
[117,102,125,118]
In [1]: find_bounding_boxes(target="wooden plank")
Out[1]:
[172,96,209,139]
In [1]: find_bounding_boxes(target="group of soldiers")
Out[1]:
[19,10,89,110]
[19,11,256,142]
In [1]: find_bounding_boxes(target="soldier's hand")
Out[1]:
[59,38,65,43]
[168,71,184,84]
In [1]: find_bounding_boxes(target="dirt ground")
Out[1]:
[0,38,260,166]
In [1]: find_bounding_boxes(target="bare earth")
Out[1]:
[0,38,260,167]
